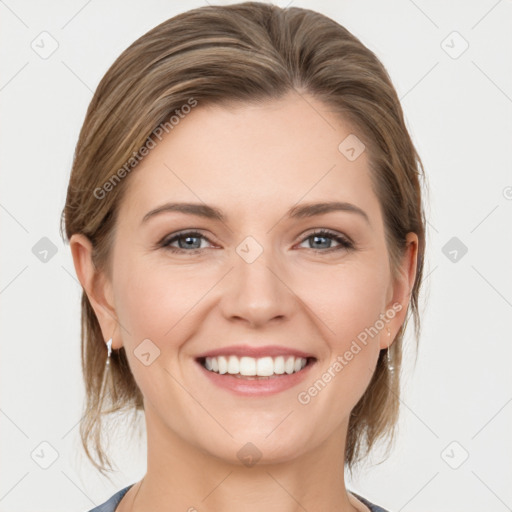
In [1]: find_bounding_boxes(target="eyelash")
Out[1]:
[159,229,355,254]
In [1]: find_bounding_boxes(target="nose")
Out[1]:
[219,245,297,328]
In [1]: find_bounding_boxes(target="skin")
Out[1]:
[71,91,418,512]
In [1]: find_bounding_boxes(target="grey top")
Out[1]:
[86,484,391,512]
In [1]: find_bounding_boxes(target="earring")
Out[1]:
[386,328,394,372]
[106,338,112,366]
[99,337,114,403]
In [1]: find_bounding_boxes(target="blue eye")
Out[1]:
[159,229,354,254]
[299,229,354,252]
[160,231,210,253]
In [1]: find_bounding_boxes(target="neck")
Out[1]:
[122,404,361,512]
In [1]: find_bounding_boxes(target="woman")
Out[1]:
[61,3,427,511]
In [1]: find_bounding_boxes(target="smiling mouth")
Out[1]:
[196,355,317,379]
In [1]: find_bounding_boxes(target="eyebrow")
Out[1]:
[141,201,370,226]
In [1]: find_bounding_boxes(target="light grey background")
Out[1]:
[1,1,511,511]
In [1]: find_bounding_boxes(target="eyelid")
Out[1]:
[295,229,355,252]
[298,228,354,245]
[158,229,215,249]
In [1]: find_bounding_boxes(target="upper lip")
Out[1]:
[195,345,316,360]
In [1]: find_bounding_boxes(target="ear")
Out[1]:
[380,232,419,350]
[69,233,122,349]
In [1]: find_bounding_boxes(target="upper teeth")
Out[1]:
[203,355,307,376]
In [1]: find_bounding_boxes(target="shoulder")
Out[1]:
[349,490,392,512]
[85,484,135,512]
[86,485,389,512]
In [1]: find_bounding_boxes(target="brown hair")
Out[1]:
[60,1,427,477]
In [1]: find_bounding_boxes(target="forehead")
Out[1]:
[119,93,379,224]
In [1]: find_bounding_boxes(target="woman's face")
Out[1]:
[74,92,417,465]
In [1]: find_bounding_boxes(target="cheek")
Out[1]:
[112,263,195,401]
[294,266,387,427]
[301,259,390,347]
[114,258,205,339]
[295,261,387,403]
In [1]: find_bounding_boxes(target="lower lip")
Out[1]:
[196,359,316,397]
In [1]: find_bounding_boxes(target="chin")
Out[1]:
[198,430,310,467]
